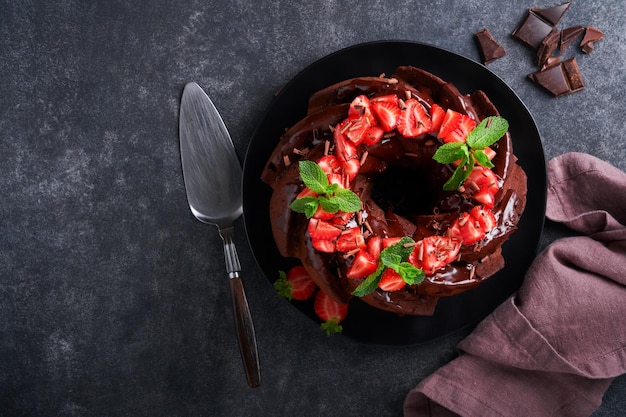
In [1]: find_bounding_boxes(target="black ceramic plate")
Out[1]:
[242,41,546,345]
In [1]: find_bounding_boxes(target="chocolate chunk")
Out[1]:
[474,28,506,65]
[580,26,604,54]
[530,2,572,26]
[559,26,584,56]
[536,27,560,67]
[512,10,555,49]
[529,57,584,96]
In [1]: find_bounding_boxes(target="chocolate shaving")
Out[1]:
[474,28,506,65]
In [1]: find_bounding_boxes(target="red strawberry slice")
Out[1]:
[336,227,366,253]
[346,249,378,279]
[343,118,369,145]
[378,268,406,292]
[437,109,476,143]
[429,103,446,133]
[342,158,361,182]
[383,237,403,248]
[308,218,342,240]
[274,265,317,301]
[296,187,317,199]
[449,212,485,245]
[348,95,376,125]
[366,236,383,260]
[371,96,401,132]
[409,236,461,275]
[331,211,354,227]
[470,206,497,233]
[311,238,337,253]
[397,98,432,138]
[472,188,495,208]
[362,125,385,146]
[314,289,349,335]
[483,146,497,161]
[334,125,358,162]
[312,205,335,221]
[466,166,500,194]
[317,155,341,175]
[327,172,346,188]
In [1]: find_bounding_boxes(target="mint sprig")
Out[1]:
[289,160,362,218]
[352,237,424,297]
[433,116,508,191]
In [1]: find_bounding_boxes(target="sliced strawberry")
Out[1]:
[470,206,497,233]
[274,265,317,301]
[397,98,432,138]
[466,166,500,195]
[366,236,383,260]
[314,289,349,335]
[327,172,345,188]
[348,95,376,125]
[342,158,361,182]
[437,109,476,143]
[429,103,446,133]
[336,227,366,253]
[383,237,403,248]
[346,249,378,279]
[331,211,354,227]
[317,155,341,175]
[378,268,406,292]
[449,212,485,245]
[308,218,342,240]
[409,236,461,275]
[296,187,317,199]
[472,188,495,208]
[343,118,369,145]
[362,125,385,146]
[371,97,401,132]
[311,238,337,253]
[334,125,358,163]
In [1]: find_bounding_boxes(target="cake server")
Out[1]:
[179,82,261,387]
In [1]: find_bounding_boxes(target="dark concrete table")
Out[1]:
[1,1,624,416]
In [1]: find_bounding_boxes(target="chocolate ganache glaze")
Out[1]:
[261,66,527,316]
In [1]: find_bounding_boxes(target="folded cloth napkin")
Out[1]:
[404,152,626,417]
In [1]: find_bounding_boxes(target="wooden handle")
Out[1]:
[229,275,261,387]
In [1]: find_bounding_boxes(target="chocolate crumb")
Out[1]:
[474,28,506,65]
[580,26,604,54]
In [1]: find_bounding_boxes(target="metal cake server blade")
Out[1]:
[179,82,261,387]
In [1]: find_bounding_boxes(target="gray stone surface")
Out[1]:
[1,1,624,416]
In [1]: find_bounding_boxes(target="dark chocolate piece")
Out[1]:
[536,27,560,67]
[580,26,604,54]
[474,28,506,65]
[528,57,584,96]
[530,2,572,26]
[559,26,584,56]
[512,10,554,49]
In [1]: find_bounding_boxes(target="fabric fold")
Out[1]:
[404,153,626,417]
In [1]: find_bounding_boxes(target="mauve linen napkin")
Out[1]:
[404,153,626,417]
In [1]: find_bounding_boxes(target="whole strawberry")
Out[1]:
[273,265,317,301]
[314,290,349,335]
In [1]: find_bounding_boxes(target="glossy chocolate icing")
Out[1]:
[262,65,527,315]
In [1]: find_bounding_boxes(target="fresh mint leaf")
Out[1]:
[380,252,402,269]
[289,196,319,218]
[318,195,340,213]
[433,142,467,164]
[333,188,362,212]
[299,160,329,194]
[351,264,385,297]
[466,116,509,149]
[398,262,424,285]
[474,149,495,168]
